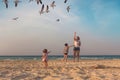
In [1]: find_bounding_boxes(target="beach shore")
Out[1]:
[0,59,120,80]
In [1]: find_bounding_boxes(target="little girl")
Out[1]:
[42,49,51,68]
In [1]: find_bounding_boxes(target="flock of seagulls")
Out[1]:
[39,1,56,15]
[3,0,71,22]
[3,0,21,8]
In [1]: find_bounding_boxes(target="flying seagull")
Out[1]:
[64,0,67,3]
[39,4,44,15]
[14,0,21,7]
[56,19,60,22]
[66,5,70,12]
[3,0,8,8]
[12,17,19,20]
[50,1,56,9]
[29,0,33,2]
[46,5,49,13]
[36,0,42,5]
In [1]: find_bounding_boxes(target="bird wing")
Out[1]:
[46,5,49,13]
[47,5,49,10]
[36,0,39,4]
[5,3,8,8]
[41,4,44,11]
[40,4,44,14]
[14,0,21,7]
[64,0,67,3]
[52,1,55,4]
[15,2,17,7]
[3,0,8,8]
[39,0,42,4]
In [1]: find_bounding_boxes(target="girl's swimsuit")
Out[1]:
[42,53,48,61]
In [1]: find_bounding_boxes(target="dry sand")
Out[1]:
[0,59,120,80]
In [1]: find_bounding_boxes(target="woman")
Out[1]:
[73,32,81,62]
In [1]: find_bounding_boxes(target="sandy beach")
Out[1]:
[0,59,120,80]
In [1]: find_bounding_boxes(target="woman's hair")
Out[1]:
[77,36,80,40]
[64,43,68,46]
[43,49,47,53]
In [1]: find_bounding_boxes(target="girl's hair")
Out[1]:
[43,49,47,53]
[65,43,68,46]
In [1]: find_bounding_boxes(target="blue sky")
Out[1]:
[0,0,120,55]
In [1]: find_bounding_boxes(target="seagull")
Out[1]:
[12,17,19,20]
[36,0,42,5]
[39,4,44,15]
[46,5,49,13]
[50,1,56,9]
[14,0,21,7]
[64,0,67,3]
[66,5,70,12]
[56,19,60,22]
[29,0,33,2]
[3,0,8,8]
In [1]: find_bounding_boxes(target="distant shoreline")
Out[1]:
[0,55,120,60]
[0,55,120,56]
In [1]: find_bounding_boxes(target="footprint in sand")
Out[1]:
[11,73,29,80]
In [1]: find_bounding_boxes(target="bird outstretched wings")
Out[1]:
[50,1,56,9]
[67,5,70,12]
[12,17,19,20]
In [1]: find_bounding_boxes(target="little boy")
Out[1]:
[63,43,73,62]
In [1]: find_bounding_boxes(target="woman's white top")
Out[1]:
[74,40,80,47]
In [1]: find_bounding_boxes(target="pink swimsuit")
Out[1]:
[42,53,48,61]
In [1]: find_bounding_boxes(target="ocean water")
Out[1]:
[0,55,120,60]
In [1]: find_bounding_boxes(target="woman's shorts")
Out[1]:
[73,47,80,51]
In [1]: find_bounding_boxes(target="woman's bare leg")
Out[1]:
[73,51,76,62]
[77,51,80,62]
